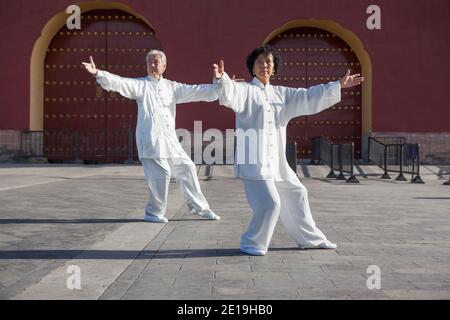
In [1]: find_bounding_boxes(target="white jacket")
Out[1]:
[215,72,341,180]
[96,70,218,160]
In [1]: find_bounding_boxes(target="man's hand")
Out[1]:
[340,69,364,88]
[82,56,98,76]
[213,60,224,79]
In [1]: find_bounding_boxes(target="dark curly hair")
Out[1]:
[246,45,282,77]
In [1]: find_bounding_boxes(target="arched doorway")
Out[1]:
[43,9,161,162]
[266,23,371,159]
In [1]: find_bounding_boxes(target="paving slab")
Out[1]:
[0,164,449,300]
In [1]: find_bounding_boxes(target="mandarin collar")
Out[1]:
[147,75,164,83]
[251,77,270,90]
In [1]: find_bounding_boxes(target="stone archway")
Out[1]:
[30,2,161,162]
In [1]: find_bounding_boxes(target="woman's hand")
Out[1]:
[213,60,224,79]
[340,69,364,88]
[82,56,98,76]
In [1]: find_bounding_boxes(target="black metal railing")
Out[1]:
[19,129,138,163]
[22,129,232,165]
[311,136,359,183]
[20,131,44,157]
[182,132,297,171]
[286,142,297,174]
[368,137,424,183]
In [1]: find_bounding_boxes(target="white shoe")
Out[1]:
[192,209,221,220]
[299,241,337,250]
[240,247,266,256]
[144,214,168,223]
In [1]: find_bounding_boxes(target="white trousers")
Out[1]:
[141,157,211,218]
[241,178,330,252]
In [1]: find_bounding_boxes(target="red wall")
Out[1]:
[0,0,449,132]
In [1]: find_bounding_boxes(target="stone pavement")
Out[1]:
[0,163,449,300]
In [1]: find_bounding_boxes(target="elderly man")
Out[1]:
[82,50,220,223]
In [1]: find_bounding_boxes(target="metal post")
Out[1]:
[74,132,83,164]
[20,131,24,154]
[125,128,134,164]
[346,142,359,183]
[205,164,214,181]
[336,144,346,180]
[411,144,424,184]
[381,144,391,179]
[396,144,407,181]
[286,142,297,174]
[310,138,318,165]
[326,143,337,178]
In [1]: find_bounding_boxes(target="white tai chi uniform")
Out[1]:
[215,72,341,253]
[96,70,219,220]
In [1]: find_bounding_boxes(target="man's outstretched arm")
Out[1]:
[173,82,219,105]
[82,56,143,100]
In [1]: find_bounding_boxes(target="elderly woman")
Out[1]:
[82,50,220,223]
[213,45,363,256]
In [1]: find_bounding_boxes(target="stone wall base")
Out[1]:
[2,130,450,165]
[367,132,450,165]
[0,130,47,163]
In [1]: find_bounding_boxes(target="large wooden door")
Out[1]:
[44,9,162,162]
[268,27,362,159]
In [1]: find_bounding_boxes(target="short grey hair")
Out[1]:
[146,50,167,65]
